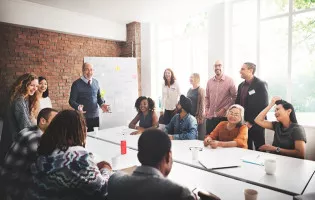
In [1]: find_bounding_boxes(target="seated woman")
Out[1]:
[129,96,158,135]
[24,110,113,200]
[204,104,248,149]
[38,76,52,110]
[255,96,306,159]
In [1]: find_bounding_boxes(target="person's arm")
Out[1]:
[161,84,165,114]
[151,111,159,128]
[14,99,32,132]
[97,87,105,107]
[164,115,176,134]
[205,81,210,115]
[230,79,238,104]
[173,116,197,140]
[69,82,80,110]
[196,88,205,124]
[233,125,248,148]
[254,96,280,130]
[259,141,306,159]
[128,114,140,129]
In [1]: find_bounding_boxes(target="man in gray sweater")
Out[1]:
[69,62,109,132]
[107,129,196,200]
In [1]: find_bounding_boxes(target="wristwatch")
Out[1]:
[275,147,280,153]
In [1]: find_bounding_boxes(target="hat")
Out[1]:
[179,95,192,114]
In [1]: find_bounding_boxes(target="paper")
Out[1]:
[119,165,137,175]
[198,157,241,170]
[241,154,264,166]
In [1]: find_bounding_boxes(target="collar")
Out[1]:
[212,74,226,81]
[133,166,164,178]
[81,76,92,84]
[245,77,254,85]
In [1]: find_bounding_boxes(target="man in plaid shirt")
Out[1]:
[0,108,58,200]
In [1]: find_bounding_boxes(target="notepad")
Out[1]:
[241,154,264,166]
[198,157,241,170]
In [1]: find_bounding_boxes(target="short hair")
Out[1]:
[37,108,58,125]
[135,96,155,113]
[138,129,171,167]
[82,62,93,71]
[38,76,49,98]
[163,68,176,86]
[191,73,200,84]
[37,110,87,156]
[227,104,245,127]
[244,62,256,75]
[275,100,297,123]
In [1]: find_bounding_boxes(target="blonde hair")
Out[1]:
[226,104,245,126]
[191,73,200,84]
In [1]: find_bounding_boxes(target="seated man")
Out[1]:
[107,128,196,200]
[165,95,198,140]
[0,108,58,200]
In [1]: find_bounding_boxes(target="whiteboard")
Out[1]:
[84,57,138,129]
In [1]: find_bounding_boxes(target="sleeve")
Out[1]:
[208,121,224,140]
[14,100,32,132]
[161,84,165,111]
[96,82,105,107]
[176,81,181,100]
[180,187,197,200]
[47,97,52,108]
[205,81,210,110]
[248,81,268,125]
[164,115,176,134]
[224,79,237,110]
[196,88,205,121]
[173,116,198,140]
[69,82,80,110]
[233,125,248,148]
[71,153,112,198]
[235,84,241,105]
[292,125,307,143]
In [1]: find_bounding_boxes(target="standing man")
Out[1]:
[236,62,268,150]
[69,62,109,132]
[205,60,237,134]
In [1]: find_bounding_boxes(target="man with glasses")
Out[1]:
[205,60,237,135]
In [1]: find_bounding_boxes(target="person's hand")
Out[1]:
[259,144,276,152]
[197,118,204,125]
[97,161,112,170]
[245,122,253,129]
[78,105,86,113]
[101,104,110,113]
[270,96,281,106]
[130,130,139,135]
[168,135,174,140]
[204,137,212,146]
[209,140,220,149]
[215,109,226,117]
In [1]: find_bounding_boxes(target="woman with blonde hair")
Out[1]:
[204,104,248,149]
[0,73,39,164]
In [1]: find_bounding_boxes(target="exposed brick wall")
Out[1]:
[0,22,140,117]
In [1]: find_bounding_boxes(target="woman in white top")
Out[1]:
[161,68,181,125]
[38,76,52,110]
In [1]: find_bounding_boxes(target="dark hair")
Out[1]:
[138,129,171,167]
[38,76,49,98]
[37,110,87,156]
[36,108,58,125]
[135,96,155,113]
[163,68,176,86]
[275,100,298,123]
[244,62,256,75]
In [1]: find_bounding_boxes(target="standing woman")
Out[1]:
[187,73,206,140]
[161,68,181,125]
[0,73,39,164]
[38,76,52,110]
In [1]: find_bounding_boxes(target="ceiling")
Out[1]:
[23,0,222,24]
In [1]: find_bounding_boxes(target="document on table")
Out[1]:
[241,154,265,166]
[198,157,241,170]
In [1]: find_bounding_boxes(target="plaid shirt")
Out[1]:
[164,113,198,140]
[0,125,42,200]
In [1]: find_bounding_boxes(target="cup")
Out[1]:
[189,147,202,161]
[93,127,99,136]
[111,155,119,170]
[264,158,276,175]
[244,189,258,200]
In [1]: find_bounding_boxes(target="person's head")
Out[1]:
[37,108,58,132]
[177,95,192,115]
[38,76,49,98]
[240,62,256,80]
[189,73,200,86]
[213,60,224,77]
[138,129,172,177]
[37,110,87,156]
[275,100,297,124]
[82,62,94,80]
[10,73,38,102]
[163,68,176,86]
[226,104,245,127]
[135,96,155,113]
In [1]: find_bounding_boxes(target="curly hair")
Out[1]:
[10,73,40,119]
[163,68,176,86]
[38,76,49,98]
[38,110,87,156]
[135,96,155,113]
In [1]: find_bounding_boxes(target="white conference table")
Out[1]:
[304,171,315,194]
[89,126,315,195]
[86,136,292,200]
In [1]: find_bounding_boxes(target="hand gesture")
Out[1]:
[101,104,110,113]
[78,105,86,113]
[209,140,219,149]
[270,96,281,106]
[204,137,212,146]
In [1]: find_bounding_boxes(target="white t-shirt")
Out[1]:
[39,97,52,110]
[161,81,181,111]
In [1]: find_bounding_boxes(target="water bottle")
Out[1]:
[120,131,127,155]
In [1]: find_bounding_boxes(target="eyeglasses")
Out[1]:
[228,112,240,117]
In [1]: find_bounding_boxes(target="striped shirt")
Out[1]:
[205,75,237,119]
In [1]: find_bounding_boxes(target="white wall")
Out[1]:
[140,23,152,97]
[0,0,126,41]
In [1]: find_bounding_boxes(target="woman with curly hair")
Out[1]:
[38,76,52,110]
[129,96,159,135]
[0,73,39,164]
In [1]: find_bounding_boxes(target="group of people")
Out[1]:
[0,60,307,199]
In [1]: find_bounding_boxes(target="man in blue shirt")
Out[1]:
[165,95,198,140]
[69,62,109,132]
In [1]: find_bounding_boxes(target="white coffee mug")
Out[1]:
[264,158,277,175]
[111,155,120,170]
[244,189,258,200]
[189,147,202,161]
[93,127,99,136]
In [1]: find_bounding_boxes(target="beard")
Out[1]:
[177,108,182,113]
